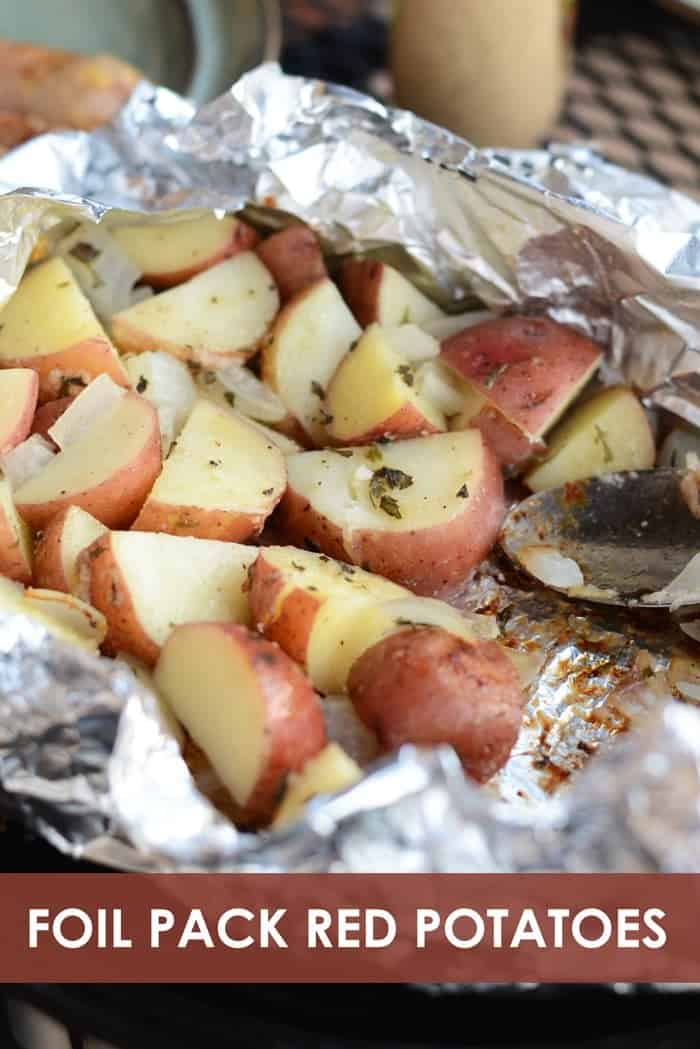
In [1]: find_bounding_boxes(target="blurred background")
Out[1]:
[1,0,699,196]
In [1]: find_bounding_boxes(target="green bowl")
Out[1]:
[1,0,281,103]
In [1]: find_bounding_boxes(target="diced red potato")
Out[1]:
[347,627,524,783]
[0,257,129,403]
[260,277,361,447]
[112,214,259,288]
[278,430,505,595]
[33,505,107,594]
[30,396,75,447]
[111,253,279,369]
[442,315,602,467]
[256,225,327,303]
[84,531,255,665]
[339,258,444,328]
[154,622,327,826]
[0,475,33,584]
[0,369,39,454]
[325,324,446,445]
[132,399,286,543]
[14,391,161,530]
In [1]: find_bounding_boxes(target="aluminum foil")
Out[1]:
[2,64,700,875]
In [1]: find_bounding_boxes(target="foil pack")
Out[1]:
[1,64,700,876]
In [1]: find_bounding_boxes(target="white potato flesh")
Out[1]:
[524,386,656,492]
[15,394,157,506]
[112,215,242,277]
[285,431,486,540]
[306,592,497,694]
[0,578,96,650]
[48,374,126,449]
[0,257,118,360]
[57,507,107,594]
[272,743,361,828]
[258,545,407,611]
[106,531,254,643]
[266,278,361,444]
[155,624,266,805]
[111,253,278,362]
[142,399,285,515]
[376,266,444,326]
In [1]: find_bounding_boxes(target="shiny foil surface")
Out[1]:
[1,65,700,878]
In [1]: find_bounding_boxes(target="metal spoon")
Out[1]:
[499,468,700,611]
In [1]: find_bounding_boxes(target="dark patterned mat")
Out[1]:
[281,0,700,198]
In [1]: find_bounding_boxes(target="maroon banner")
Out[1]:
[2,873,700,983]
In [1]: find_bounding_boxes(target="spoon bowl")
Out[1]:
[500,469,700,608]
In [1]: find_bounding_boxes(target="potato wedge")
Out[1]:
[30,396,74,446]
[325,324,446,444]
[133,399,286,542]
[261,278,361,446]
[443,315,602,466]
[279,430,505,594]
[85,531,255,665]
[0,474,32,584]
[0,257,129,403]
[15,391,161,530]
[339,258,444,328]
[272,743,361,828]
[256,225,327,303]
[348,627,524,782]
[111,253,279,368]
[155,622,326,825]
[524,386,656,492]
[33,505,107,594]
[112,214,259,288]
[0,369,38,454]
[249,545,407,666]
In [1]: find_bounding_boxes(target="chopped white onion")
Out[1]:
[519,545,585,589]
[212,363,287,423]
[384,324,439,363]
[658,427,700,470]
[1,435,55,490]
[421,309,495,341]
[48,374,126,450]
[55,222,145,322]
[415,359,466,417]
[123,352,196,455]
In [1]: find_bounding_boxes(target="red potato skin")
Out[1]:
[441,315,601,439]
[453,402,545,466]
[30,396,75,446]
[141,219,260,289]
[327,399,443,446]
[248,551,323,665]
[277,439,506,596]
[2,337,130,404]
[276,486,349,565]
[33,505,72,591]
[256,225,327,303]
[0,370,38,454]
[0,508,31,584]
[84,534,159,664]
[338,258,385,327]
[348,627,524,783]
[16,395,161,530]
[216,624,327,825]
[131,501,273,543]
